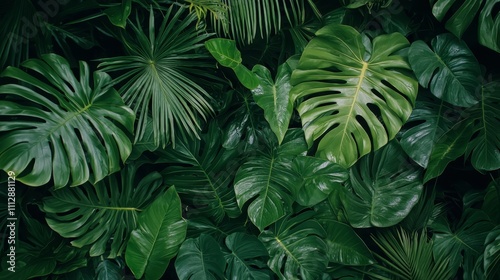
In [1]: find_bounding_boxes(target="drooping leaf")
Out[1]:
[484,225,500,279]
[291,24,418,168]
[322,220,375,265]
[42,162,163,258]
[343,141,423,228]
[225,232,271,280]
[234,129,307,230]
[408,34,481,107]
[431,0,483,38]
[463,79,500,172]
[431,209,495,278]
[175,234,226,280]
[259,211,328,280]
[0,54,134,188]
[103,0,132,28]
[479,0,500,53]
[160,123,241,223]
[205,38,259,89]
[125,187,187,280]
[251,56,298,144]
[293,156,348,207]
[98,6,215,148]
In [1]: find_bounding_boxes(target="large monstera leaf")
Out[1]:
[234,129,307,231]
[291,24,418,168]
[41,162,164,258]
[343,141,423,228]
[0,54,134,188]
[259,211,328,280]
[160,123,241,223]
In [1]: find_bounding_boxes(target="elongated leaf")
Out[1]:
[251,56,298,144]
[343,141,423,228]
[293,156,348,207]
[291,24,418,168]
[205,38,259,89]
[463,79,500,171]
[322,220,374,265]
[484,226,500,279]
[42,162,163,258]
[125,187,187,280]
[431,209,495,278]
[259,211,328,280]
[431,0,483,38]
[400,92,460,168]
[409,34,481,107]
[0,54,134,188]
[160,123,241,223]
[225,232,271,280]
[175,234,226,280]
[479,0,500,52]
[234,129,307,230]
[103,0,132,28]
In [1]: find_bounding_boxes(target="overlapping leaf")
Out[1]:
[42,162,163,258]
[0,54,134,188]
[291,24,418,168]
[479,0,500,52]
[160,123,241,223]
[225,232,271,279]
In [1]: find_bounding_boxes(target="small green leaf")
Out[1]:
[175,234,226,280]
[125,187,187,280]
[205,38,259,89]
[103,0,132,28]
[484,225,500,279]
[479,0,500,52]
[225,233,271,279]
[96,259,123,280]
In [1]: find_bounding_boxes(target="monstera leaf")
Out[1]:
[175,234,226,280]
[225,232,271,280]
[479,0,500,52]
[126,187,187,280]
[234,129,307,230]
[259,211,328,280]
[42,162,164,258]
[0,54,134,188]
[431,0,483,38]
[409,34,481,107]
[291,24,418,168]
[160,123,241,223]
[343,141,423,228]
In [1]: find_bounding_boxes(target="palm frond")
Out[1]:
[98,6,216,147]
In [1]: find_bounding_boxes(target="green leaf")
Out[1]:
[482,179,500,224]
[291,24,418,168]
[103,0,132,28]
[96,259,124,280]
[431,209,495,278]
[205,38,259,89]
[225,232,272,280]
[479,0,500,53]
[0,54,134,188]
[98,6,215,148]
[293,156,348,207]
[322,220,375,265]
[160,123,241,223]
[463,79,500,171]
[343,141,423,228]
[259,211,328,280]
[400,92,460,168]
[408,34,481,107]
[234,129,307,230]
[251,56,298,144]
[175,234,226,280]
[431,0,483,38]
[484,225,500,279]
[125,187,187,280]
[42,162,163,258]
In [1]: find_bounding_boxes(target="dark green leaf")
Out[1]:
[125,187,187,279]
[225,232,271,280]
[96,259,123,280]
[431,0,483,38]
[103,0,132,28]
[484,225,500,279]
[479,0,500,52]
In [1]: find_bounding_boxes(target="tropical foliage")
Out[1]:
[0,0,499,279]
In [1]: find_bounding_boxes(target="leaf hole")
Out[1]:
[370,88,386,103]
